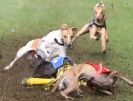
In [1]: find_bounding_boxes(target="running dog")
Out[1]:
[52,62,133,100]
[73,1,109,54]
[4,24,77,70]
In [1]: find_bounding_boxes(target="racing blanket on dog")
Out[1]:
[50,56,74,69]
[33,56,74,78]
[85,61,111,77]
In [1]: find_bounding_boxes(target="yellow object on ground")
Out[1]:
[22,78,56,86]
[22,65,72,87]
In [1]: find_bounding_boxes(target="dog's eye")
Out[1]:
[101,11,103,14]
[71,36,74,39]
[64,35,67,38]
[95,11,97,14]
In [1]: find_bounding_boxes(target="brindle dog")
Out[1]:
[73,1,109,54]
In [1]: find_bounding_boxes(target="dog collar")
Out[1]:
[93,22,105,28]
[92,17,106,28]
[54,38,64,46]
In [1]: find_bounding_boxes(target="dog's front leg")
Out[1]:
[90,25,97,40]
[105,31,109,43]
[100,28,107,53]
[72,24,89,42]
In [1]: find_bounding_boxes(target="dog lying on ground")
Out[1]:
[4,24,77,70]
[73,1,109,54]
[82,62,133,95]
[32,56,75,78]
[52,62,133,100]
[51,67,83,100]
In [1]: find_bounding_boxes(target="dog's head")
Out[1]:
[93,1,105,23]
[60,24,77,48]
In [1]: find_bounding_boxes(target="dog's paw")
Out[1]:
[102,50,106,54]
[96,37,100,41]
[106,39,109,43]
[68,97,74,101]
[78,93,84,97]
[129,82,133,86]
[51,89,55,93]
[3,66,10,71]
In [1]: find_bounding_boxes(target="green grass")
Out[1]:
[0,0,133,101]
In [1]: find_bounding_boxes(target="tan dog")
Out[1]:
[51,64,97,100]
[52,62,133,100]
[73,1,109,54]
[51,67,84,100]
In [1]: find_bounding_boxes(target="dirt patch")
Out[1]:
[0,57,88,101]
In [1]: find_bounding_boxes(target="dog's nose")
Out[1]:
[96,18,101,23]
[66,43,72,49]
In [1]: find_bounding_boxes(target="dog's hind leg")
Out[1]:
[117,74,133,86]
[4,46,30,70]
[4,56,20,70]
[105,31,109,43]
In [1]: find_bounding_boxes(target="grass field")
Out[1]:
[0,0,133,101]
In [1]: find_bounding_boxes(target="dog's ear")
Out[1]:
[93,5,97,10]
[100,1,106,9]
[60,24,68,30]
[71,27,78,35]
[102,5,106,10]
[94,1,105,10]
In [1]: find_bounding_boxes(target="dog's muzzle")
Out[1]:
[96,18,101,23]
[66,43,73,49]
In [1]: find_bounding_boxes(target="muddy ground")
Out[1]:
[0,58,100,101]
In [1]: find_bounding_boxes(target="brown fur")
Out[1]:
[51,64,96,100]
[52,63,133,99]
[51,67,81,100]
